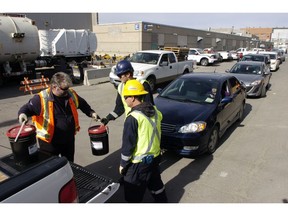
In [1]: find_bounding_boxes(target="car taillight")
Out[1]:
[59,178,79,203]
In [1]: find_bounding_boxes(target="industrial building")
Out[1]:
[24,13,275,56]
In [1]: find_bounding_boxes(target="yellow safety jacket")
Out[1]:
[118,80,148,116]
[32,88,80,143]
[128,107,162,163]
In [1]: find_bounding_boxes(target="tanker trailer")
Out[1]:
[0,14,97,86]
[37,28,97,84]
[0,14,40,86]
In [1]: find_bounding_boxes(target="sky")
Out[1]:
[2,0,288,31]
[98,13,288,30]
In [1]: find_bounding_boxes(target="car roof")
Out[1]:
[243,53,267,57]
[235,61,265,66]
[259,51,277,55]
[136,50,172,54]
[181,72,236,81]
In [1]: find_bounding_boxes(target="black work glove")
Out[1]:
[101,117,109,125]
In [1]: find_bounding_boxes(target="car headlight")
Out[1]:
[251,80,262,86]
[134,70,144,76]
[178,121,207,133]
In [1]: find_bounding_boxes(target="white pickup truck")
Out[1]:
[109,50,193,91]
[0,151,120,203]
[187,48,218,66]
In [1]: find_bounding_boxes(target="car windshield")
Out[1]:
[268,54,276,60]
[230,64,262,75]
[129,52,160,64]
[159,78,219,104]
[242,55,264,62]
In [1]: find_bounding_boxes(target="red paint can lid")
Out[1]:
[88,125,107,134]
[6,124,36,138]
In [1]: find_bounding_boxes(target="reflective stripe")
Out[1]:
[127,107,162,163]
[118,82,131,116]
[132,110,159,161]
[109,111,119,119]
[150,186,165,195]
[121,153,131,162]
[33,88,79,143]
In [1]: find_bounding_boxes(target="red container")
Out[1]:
[88,125,109,156]
[6,124,38,164]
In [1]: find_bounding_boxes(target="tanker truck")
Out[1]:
[0,14,97,86]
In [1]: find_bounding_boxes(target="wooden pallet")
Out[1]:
[19,76,50,95]
[164,47,189,61]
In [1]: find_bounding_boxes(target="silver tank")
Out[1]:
[0,15,40,63]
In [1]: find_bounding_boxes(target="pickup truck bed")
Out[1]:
[0,151,119,203]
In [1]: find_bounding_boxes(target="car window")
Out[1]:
[221,81,230,98]
[168,53,176,63]
[229,77,241,94]
[160,78,219,103]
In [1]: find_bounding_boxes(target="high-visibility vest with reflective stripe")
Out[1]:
[118,80,148,116]
[32,88,80,143]
[127,107,162,163]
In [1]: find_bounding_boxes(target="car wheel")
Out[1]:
[206,126,219,154]
[200,58,209,66]
[147,76,156,92]
[237,103,245,122]
[260,85,267,97]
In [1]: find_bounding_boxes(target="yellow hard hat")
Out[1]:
[123,80,148,96]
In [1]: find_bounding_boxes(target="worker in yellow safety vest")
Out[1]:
[119,79,167,203]
[101,60,154,125]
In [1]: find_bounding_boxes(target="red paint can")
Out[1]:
[88,125,109,156]
[6,124,38,164]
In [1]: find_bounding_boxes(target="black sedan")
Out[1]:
[155,72,246,157]
[227,61,272,97]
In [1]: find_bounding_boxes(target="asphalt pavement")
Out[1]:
[1,60,288,210]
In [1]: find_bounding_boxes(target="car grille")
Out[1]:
[161,123,177,133]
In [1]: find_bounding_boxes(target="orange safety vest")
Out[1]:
[32,88,80,143]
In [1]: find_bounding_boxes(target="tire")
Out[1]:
[146,76,156,92]
[200,58,209,66]
[206,126,219,154]
[260,85,267,98]
[237,103,245,122]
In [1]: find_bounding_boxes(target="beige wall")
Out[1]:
[94,23,142,56]
[93,21,273,56]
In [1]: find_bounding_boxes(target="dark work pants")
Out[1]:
[38,137,75,162]
[123,157,168,203]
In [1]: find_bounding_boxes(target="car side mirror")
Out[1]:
[157,88,163,94]
[220,96,233,104]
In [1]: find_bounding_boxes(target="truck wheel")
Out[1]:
[147,76,156,92]
[200,58,209,66]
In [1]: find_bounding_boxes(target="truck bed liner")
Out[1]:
[69,162,115,203]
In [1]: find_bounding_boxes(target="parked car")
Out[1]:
[154,72,246,157]
[240,53,270,66]
[271,48,285,63]
[226,61,272,98]
[230,50,240,60]
[258,51,280,71]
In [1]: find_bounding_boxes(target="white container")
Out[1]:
[0,15,40,63]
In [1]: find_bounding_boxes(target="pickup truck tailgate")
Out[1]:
[0,152,119,203]
[70,162,119,203]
